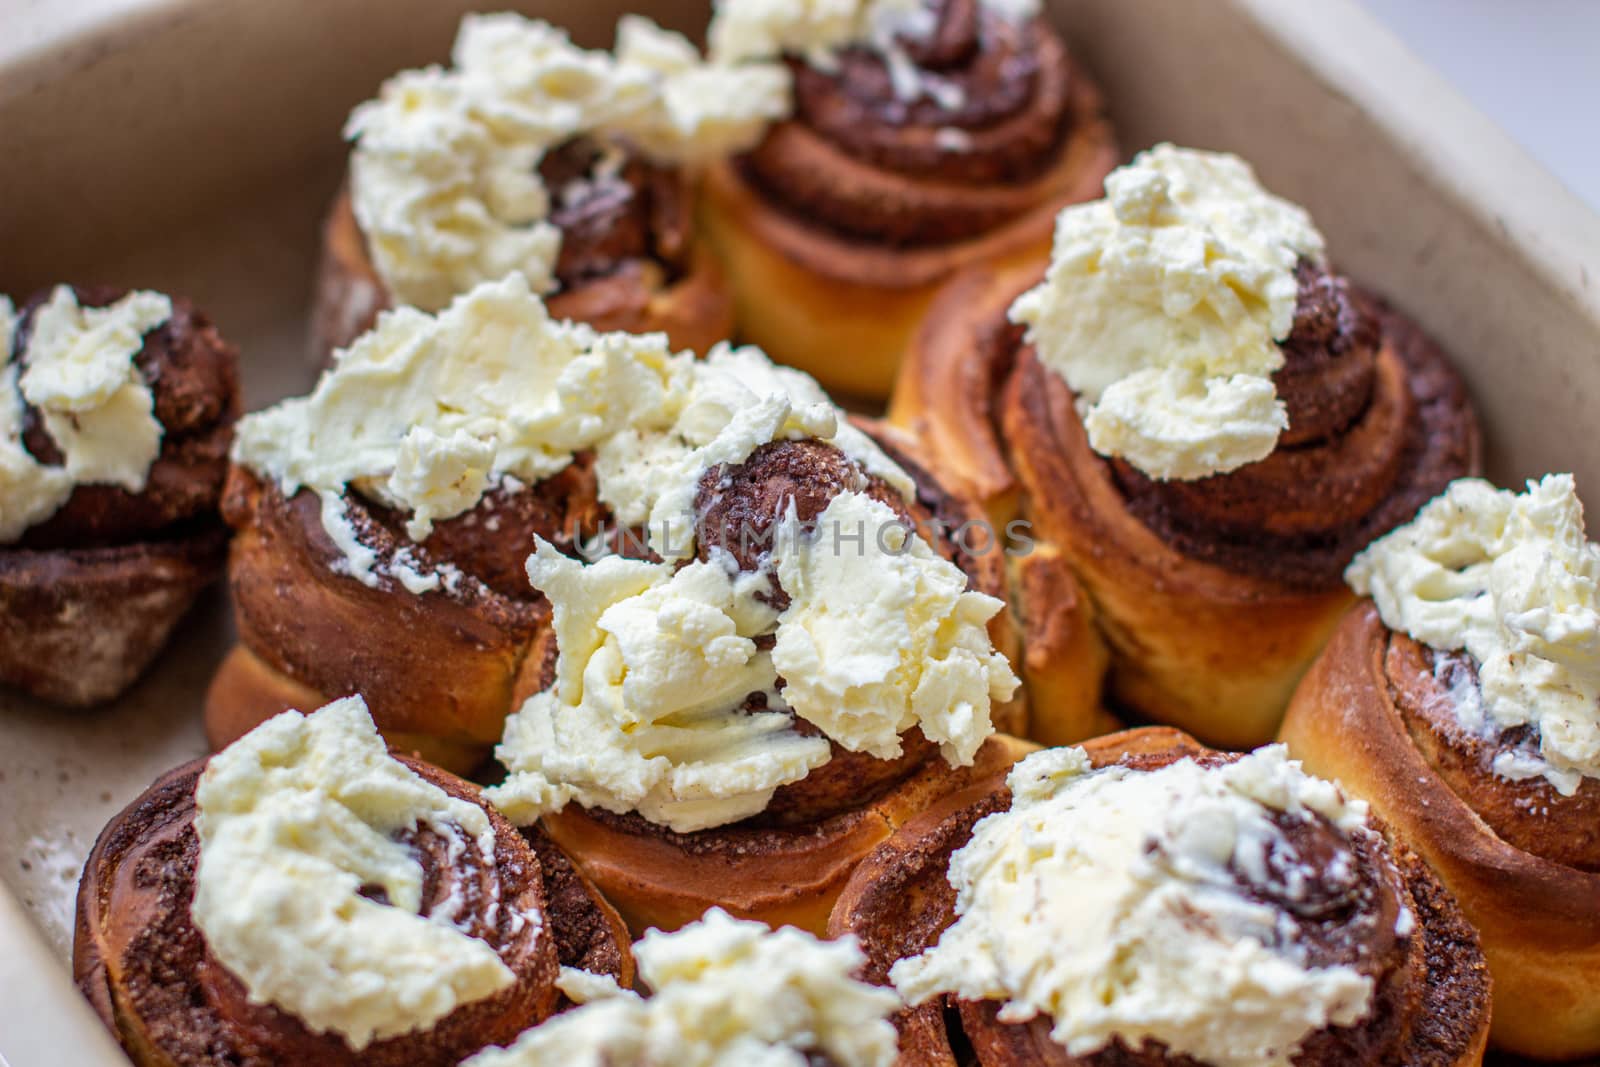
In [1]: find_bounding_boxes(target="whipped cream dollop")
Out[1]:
[347,12,788,310]
[463,908,899,1067]
[488,490,1015,832]
[1348,474,1600,794]
[0,286,171,543]
[771,490,1016,765]
[891,745,1376,1067]
[191,696,519,1049]
[1010,144,1327,480]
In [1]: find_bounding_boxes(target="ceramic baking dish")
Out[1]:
[2,0,1598,1062]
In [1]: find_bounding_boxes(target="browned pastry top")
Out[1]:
[1065,264,1478,590]
[74,759,593,1067]
[10,284,239,550]
[739,0,1086,246]
[1385,632,1600,873]
[835,731,1490,1067]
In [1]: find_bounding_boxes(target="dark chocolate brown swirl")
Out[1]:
[10,284,239,551]
[739,0,1086,246]
[1108,262,1478,590]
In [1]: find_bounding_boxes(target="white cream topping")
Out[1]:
[463,908,899,1067]
[487,542,825,834]
[1347,474,1600,793]
[347,13,788,311]
[891,745,1375,1067]
[0,286,170,543]
[1010,144,1326,480]
[490,484,1010,832]
[191,696,519,1049]
[771,491,1017,765]
[232,272,687,556]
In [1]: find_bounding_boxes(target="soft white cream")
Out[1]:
[1010,144,1326,480]
[486,541,828,834]
[0,287,170,543]
[191,697,518,1049]
[891,745,1375,1067]
[348,13,787,310]
[1348,474,1600,793]
[463,908,899,1067]
[771,490,1017,765]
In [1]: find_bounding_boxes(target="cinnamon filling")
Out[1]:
[739,0,1079,245]
[80,764,557,1067]
[1103,263,1476,589]
[11,284,239,551]
[1385,633,1600,872]
[539,137,692,292]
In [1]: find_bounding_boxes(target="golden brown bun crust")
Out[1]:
[1281,602,1600,1060]
[832,726,1491,1067]
[889,266,1111,747]
[74,755,631,1067]
[209,468,556,774]
[697,73,1115,400]
[312,187,734,365]
[540,733,1037,938]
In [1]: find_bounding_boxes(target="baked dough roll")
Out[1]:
[74,696,632,1067]
[0,285,238,705]
[463,317,1032,933]
[893,144,1480,747]
[831,727,1492,1066]
[314,13,792,364]
[213,274,1024,781]
[1281,474,1600,1060]
[698,0,1116,398]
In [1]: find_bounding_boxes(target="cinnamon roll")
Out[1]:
[831,727,1492,1066]
[0,284,238,705]
[464,907,899,1065]
[314,12,790,364]
[1281,474,1600,1060]
[73,696,632,1067]
[893,144,1480,748]
[213,274,1021,786]
[699,0,1116,398]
